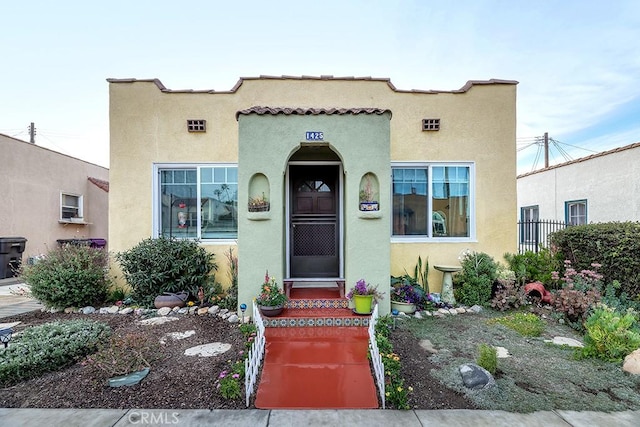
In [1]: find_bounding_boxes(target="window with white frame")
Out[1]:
[60,193,83,220]
[565,200,587,225]
[156,165,238,239]
[392,164,473,238]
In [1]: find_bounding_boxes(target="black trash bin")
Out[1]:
[0,237,27,279]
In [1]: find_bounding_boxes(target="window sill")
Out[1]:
[357,210,382,220]
[59,219,92,225]
[248,211,271,221]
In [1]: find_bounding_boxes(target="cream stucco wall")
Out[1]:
[0,133,109,259]
[109,76,517,296]
[517,143,640,223]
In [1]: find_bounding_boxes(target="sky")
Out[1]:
[1,0,639,174]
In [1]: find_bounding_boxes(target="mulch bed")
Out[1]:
[0,311,475,410]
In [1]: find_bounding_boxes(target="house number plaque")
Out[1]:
[305,131,324,141]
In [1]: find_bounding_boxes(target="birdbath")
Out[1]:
[434,265,462,305]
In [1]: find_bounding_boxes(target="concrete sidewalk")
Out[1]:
[1,408,639,427]
[0,279,42,319]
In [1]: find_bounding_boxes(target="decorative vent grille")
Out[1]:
[187,119,206,132]
[422,118,440,131]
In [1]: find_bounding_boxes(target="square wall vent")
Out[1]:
[187,119,206,132]
[422,118,440,131]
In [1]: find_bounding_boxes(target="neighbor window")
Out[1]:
[520,205,539,243]
[565,200,587,225]
[392,164,473,239]
[61,193,83,219]
[155,164,238,240]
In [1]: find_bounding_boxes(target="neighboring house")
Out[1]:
[517,142,640,250]
[108,75,518,313]
[518,142,640,224]
[0,133,109,270]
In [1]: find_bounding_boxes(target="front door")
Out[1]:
[289,165,340,278]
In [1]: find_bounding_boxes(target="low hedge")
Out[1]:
[550,222,640,298]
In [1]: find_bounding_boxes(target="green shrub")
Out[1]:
[550,222,640,298]
[116,236,218,307]
[21,244,111,309]
[454,251,499,306]
[85,332,161,377]
[488,312,545,337]
[0,320,110,386]
[601,281,640,313]
[477,343,497,374]
[503,248,560,288]
[579,305,640,362]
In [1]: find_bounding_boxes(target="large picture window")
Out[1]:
[156,165,238,240]
[392,164,473,239]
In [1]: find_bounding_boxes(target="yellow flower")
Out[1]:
[408,386,414,392]
[385,392,390,397]
[397,386,403,392]
[187,301,195,307]
[393,356,400,361]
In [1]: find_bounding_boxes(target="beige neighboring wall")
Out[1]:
[0,133,109,258]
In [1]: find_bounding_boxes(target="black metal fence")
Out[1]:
[517,219,567,253]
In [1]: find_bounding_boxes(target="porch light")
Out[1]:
[0,327,13,348]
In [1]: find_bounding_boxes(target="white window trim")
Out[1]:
[390,161,476,243]
[59,192,84,222]
[152,162,238,243]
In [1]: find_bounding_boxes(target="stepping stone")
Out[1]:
[160,330,195,344]
[495,346,511,358]
[184,342,231,357]
[544,336,583,348]
[137,317,180,326]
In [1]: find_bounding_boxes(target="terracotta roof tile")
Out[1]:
[235,106,392,120]
[88,177,109,192]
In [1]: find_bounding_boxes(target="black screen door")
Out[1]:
[289,165,339,278]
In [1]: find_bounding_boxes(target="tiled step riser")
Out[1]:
[285,298,349,309]
[263,316,370,328]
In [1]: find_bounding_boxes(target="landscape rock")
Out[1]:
[414,311,423,319]
[99,307,110,314]
[437,308,450,315]
[448,308,458,315]
[456,307,466,314]
[119,307,134,315]
[189,307,197,315]
[208,305,220,315]
[64,307,76,314]
[544,336,583,348]
[157,307,172,316]
[107,305,120,314]
[172,306,181,313]
[227,314,239,323]
[197,307,209,316]
[623,349,640,375]
[178,308,188,314]
[81,306,96,315]
[469,305,483,313]
[184,342,232,357]
[495,346,511,358]
[419,339,438,354]
[459,363,495,390]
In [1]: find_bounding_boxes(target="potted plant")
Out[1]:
[255,270,287,317]
[359,174,379,211]
[347,279,384,314]
[390,283,422,314]
[248,193,270,212]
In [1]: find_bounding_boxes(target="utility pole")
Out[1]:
[544,132,549,168]
[28,122,36,144]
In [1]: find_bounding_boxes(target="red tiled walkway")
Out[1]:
[254,326,379,409]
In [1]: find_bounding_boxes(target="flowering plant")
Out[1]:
[347,279,384,301]
[390,283,423,304]
[255,270,287,307]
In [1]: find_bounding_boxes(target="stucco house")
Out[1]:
[517,142,640,225]
[0,133,109,276]
[108,75,518,314]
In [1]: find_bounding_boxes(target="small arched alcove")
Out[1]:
[359,172,380,211]
[248,173,270,212]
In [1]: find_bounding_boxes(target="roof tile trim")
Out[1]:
[88,177,109,192]
[517,141,640,178]
[106,76,518,95]
[235,107,392,120]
